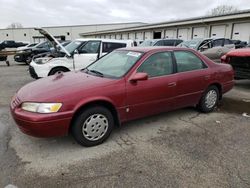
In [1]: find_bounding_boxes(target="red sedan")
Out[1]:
[10,47,234,147]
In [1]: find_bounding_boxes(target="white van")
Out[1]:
[29,29,135,79]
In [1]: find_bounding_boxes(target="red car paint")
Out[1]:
[10,47,234,138]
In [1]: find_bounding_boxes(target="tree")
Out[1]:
[208,5,238,16]
[7,22,23,29]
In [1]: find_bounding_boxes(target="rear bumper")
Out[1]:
[222,81,234,94]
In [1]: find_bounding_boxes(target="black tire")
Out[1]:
[48,67,68,76]
[26,55,33,65]
[198,85,219,113]
[71,106,114,147]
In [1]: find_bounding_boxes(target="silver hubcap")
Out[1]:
[205,90,217,109]
[82,114,109,141]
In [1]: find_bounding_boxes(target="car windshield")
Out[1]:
[86,50,143,78]
[64,40,86,54]
[139,40,157,47]
[178,39,202,49]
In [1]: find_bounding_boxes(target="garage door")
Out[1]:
[177,28,189,40]
[135,32,143,40]
[122,33,128,40]
[144,31,152,40]
[232,23,250,42]
[210,25,226,38]
[128,33,135,40]
[165,29,175,38]
[192,27,206,39]
[115,34,122,40]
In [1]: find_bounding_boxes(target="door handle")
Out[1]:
[168,82,176,87]
[204,75,211,80]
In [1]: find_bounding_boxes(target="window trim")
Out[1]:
[136,51,175,79]
[173,50,208,73]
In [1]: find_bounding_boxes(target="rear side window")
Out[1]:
[224,39,233,45]
[102,42,126,53]
[213,39,224,47]
[137,52,173,77]
[163,40,175,46]
[174,51,206,73]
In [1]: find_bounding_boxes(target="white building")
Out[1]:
[80,10,250,42]
[0,22,145,43]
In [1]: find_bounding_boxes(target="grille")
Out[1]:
[11,96,21,108]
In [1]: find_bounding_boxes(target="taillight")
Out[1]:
[221,55,230,64]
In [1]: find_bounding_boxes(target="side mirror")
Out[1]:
[129,73,148,83]
[74,49,79,54]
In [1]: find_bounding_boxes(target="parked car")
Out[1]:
[29,28,135,79]
[221,48,250,79]
[16,43,38,51]
[10,47,234,147]
[1,40,28,48]
[140,39,183,47]
[178,38,235,63]
[14,41,53,64]
[232,40,248,49]
[0,42,7,62]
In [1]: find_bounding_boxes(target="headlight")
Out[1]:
[34,57,53,64]
[21,102,62,113]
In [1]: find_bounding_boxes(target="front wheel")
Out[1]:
[198,86,219,113]
[71,106,114,147]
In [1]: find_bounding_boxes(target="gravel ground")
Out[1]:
[0,58,250,188]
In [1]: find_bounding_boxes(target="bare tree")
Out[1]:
[208,5,238,16]
[7,22,23,29]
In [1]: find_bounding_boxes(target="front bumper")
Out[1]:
[29,65,39,79]
[11,103,73,138]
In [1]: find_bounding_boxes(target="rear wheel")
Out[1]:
[48,67,69,76]
[198,85,219,113]
[71,106,114,147]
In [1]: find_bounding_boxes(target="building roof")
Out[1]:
[80,9,250,36]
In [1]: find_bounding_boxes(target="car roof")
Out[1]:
[117,46,193,53]
[75,38,134,43]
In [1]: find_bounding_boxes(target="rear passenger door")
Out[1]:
[174,51,210,109]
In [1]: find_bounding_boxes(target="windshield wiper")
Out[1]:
[89,69,104,77]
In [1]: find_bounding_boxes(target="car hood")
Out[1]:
[16,71,117,102]
[34,28,71,57]
[225,48,250,57]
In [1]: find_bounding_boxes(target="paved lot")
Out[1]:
[0,59,250,188]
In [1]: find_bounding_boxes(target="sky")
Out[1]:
[0,0,250,28]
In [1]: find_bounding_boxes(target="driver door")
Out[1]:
[73,40,101,70]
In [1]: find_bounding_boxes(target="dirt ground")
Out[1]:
[0,59,250,188]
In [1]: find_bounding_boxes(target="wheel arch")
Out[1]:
[207,82,222,100]
[69,100,121,133]
[48,66,70,76]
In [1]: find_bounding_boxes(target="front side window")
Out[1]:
[102,42,126,53]
[213,39,224,47]
[163,40,175,46]
[154,40,164,46]
[79,41,101,54]
[64,41,86,54]
[174,51,205,73]
[137,52,173,78]
[87,50,142,78]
